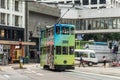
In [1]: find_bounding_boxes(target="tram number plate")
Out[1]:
[63,40,68,44]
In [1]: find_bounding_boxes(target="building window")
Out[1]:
[91,7,97,9]
[66,1,72,4]
[5,29,10,39]
[15,16,19,26]
[7,14,10,25]
[0,29,5,38]
[12,30,18,40]
[75,1,81,5]
[83,0,89,5]
[1,13,5,24]
[7,0,10,9]
[15,0,19,11]
[0,0,5,8]
[100,0,106,4]
[99,6,106,8]
[91,0,97,4]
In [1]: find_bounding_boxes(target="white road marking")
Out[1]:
[36,73,44,76]
[79,71,120,79]
[3,74,10,79]
[25,69,44,76]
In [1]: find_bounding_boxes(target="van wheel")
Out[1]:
[88,62,93,66]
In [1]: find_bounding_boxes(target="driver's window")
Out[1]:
[56,26,60,34]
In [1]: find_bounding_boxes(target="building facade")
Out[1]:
[0,0,25,41]
[0,0,60,63]
[0,0,25,53]
[27,2,60,60]
[44,0,120,36]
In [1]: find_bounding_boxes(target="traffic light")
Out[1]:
[108,42,112,49]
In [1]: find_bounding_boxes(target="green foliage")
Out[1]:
[80,41,93,45]
[82,33,120,41]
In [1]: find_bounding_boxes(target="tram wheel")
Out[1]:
[43,65,49,70]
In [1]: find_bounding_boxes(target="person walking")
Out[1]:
[102,56,107,68]
[79,55,85,67]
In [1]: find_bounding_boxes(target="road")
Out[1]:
[0,64,120,80]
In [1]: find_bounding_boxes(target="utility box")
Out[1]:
[0,53,3,64]
[0,52,8,65]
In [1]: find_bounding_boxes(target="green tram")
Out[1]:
[75,40,94,49]
[40,24,75,71]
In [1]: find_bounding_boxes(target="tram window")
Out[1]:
[75,42,79,48]
[43,47,46,54]
[56,26,60,34]
[71,27,74,35]
[56,46,61,54]
[69,46,74,54]
[62,27,69,35]
[63,47,68,55]
[76,42,79,46]
[41,31,44,39]
[40,47,42,54]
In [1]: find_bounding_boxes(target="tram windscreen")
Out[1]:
[62,27,69,35]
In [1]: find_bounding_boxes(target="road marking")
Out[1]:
[3,75,10,79]
[79,71,120,79]
[36,73,44,76]
[25,69,44,76]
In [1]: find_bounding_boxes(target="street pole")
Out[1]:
[24,1,30,59]
[39,28,41,63]
[108,41,113,67]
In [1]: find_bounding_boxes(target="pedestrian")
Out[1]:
[8,56,12,64]
[102,56,107,68]
[22,56,25,65]
[79,55,85,67]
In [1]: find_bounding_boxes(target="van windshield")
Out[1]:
[90,53,96,58]
[75,52,88,58]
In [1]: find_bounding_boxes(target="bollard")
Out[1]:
[19,57,23,69]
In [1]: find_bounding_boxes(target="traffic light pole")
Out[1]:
[108,41,113,67]
[109,49,113,67]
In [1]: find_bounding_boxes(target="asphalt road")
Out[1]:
[0,64,120,80]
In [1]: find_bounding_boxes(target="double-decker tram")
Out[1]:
[40,24,75,71]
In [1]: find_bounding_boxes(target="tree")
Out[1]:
[82,33,120,42]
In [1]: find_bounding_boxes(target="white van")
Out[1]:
[75,49,98,66]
